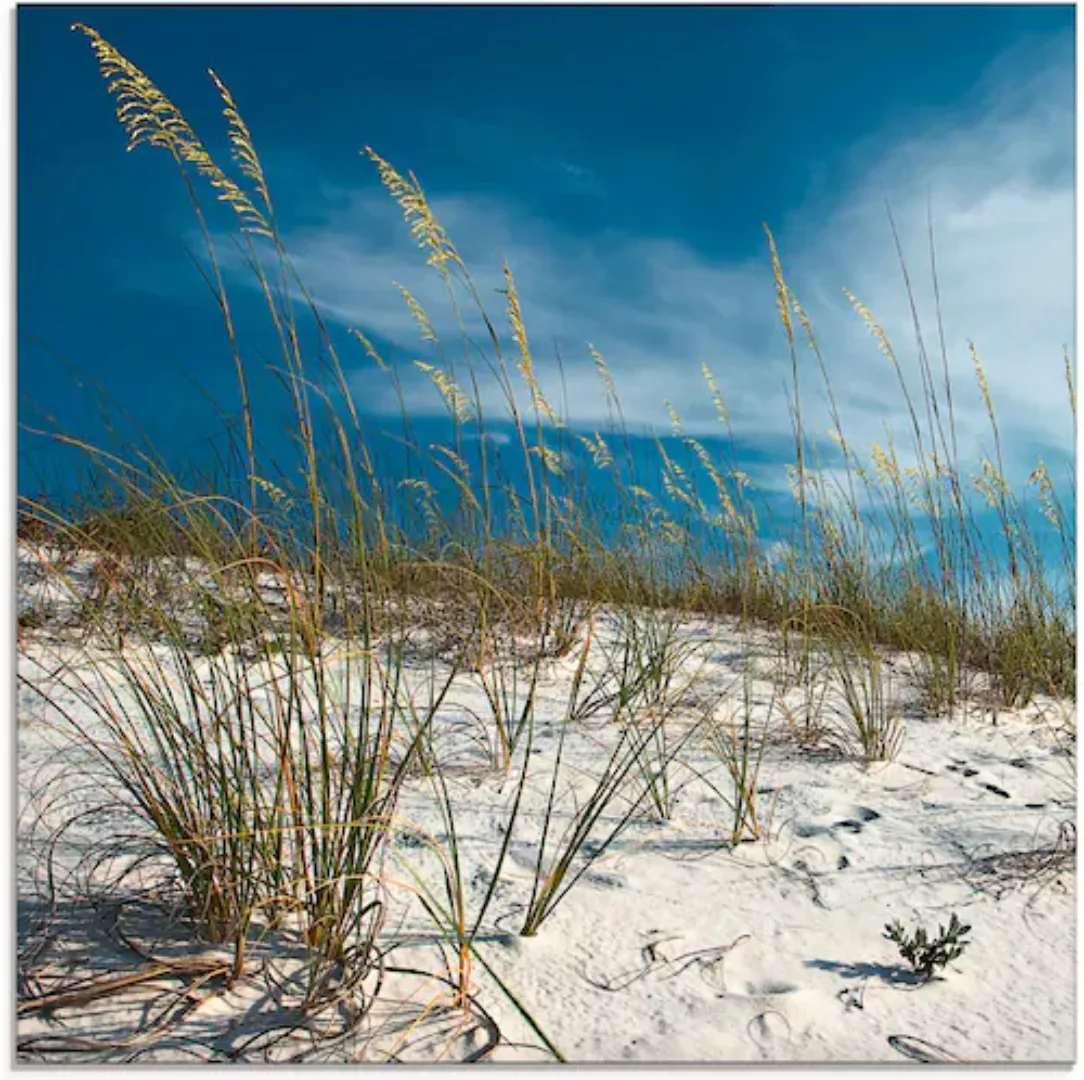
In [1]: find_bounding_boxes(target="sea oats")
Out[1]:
[1029,460,1051,492]
[349,328,389,371]
[364,147,458,272]
[686,435,721,484]
[396,283,440,345]
[700,362,729,425]
[970,342,996,423]
[903,467,938,516]
[208,69,273,221]
[414,361,474,423]
[843,289,898,367]
[593,432,613,469]
[1028,459,1062,526]
[74,25,270,237]
[35,27,1076,1059]
[529,444,565,477]
[685,436,739,525]
[789,287,817,348]
[662,469,694,509]
[588,344,617,401]
[431,444,472,480]
[667,469,706,519]
[870,442,901,485]
[664,400,685,438]
[820,516,842,550]
[577,432,613,470]
[250,474,293,509]
[503,263,559,425]
[655,441,695,508]
[399,477,440,531]
[972,457,1009,508]
[655,517,686,547]
[764,226,794,349]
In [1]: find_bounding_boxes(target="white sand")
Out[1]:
[16,557,1076,1063]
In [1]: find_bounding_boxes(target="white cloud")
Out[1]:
[461,429,512,447]
[220,38,1072,490]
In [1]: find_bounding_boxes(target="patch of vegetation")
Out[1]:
[884,913,972,981]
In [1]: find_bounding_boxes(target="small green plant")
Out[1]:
[884,912,972,981]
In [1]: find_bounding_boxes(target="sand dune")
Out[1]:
[16,555,1075,1063]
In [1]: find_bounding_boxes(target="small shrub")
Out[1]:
[884,912,971,981]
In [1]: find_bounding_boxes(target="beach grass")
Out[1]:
[15,25,1075,1062]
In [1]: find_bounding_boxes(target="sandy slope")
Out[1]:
[16,589,1075,1063]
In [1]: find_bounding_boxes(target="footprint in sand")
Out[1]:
[793,806,880,840]
[792,805,881,843]
[783,805,884,907]
[946,762,980,778]
[720,939,802,1001]
[945,761,1014,801]
[832,806,881,834]
[747,1010,793,1055]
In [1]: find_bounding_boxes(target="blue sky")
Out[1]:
[18,4,1075,525]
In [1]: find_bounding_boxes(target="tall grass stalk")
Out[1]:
[518,612,705,936]
[703,664,776,846]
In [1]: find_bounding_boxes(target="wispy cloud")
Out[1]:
[217,38,1072,489]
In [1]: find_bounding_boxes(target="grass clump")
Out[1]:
[703,665,775,846]
[517,611,705,937]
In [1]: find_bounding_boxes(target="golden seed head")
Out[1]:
[701,362,729,425]
[764,225,794,346]
[503,263,558,424]
[364,147,458,272]
[350,328,389,371]
[970,342,996,420]
[577,433,613,470]
[395,283,439,345]
[75,25,270,236]
[664,400,685,438]
[843,289,897,366]
[414,361,474,423]
[529,444,565,477]
[589,344,617,400]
